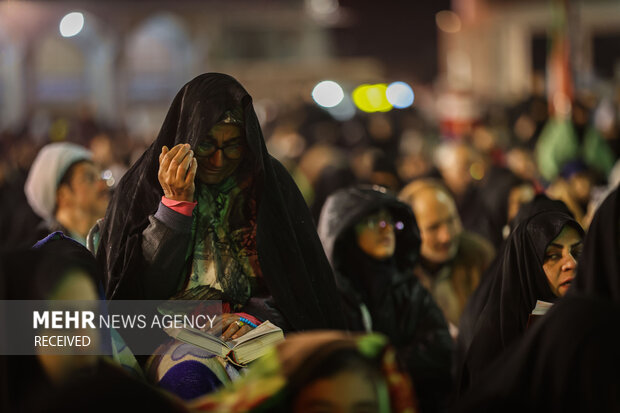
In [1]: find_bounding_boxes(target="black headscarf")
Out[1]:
[477,167,530,248]
[454,186,620,413]
[96,73,345,331]
[458,195,574,348]
[455,205,583,395]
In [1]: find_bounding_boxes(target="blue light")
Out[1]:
[386,82,414,109]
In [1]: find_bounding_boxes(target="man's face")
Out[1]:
[59,161,109,219]
[195,124,245,184]
[412,188,462,265]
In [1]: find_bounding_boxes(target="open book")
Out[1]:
[164,320,284,366]
[527,300,554,328]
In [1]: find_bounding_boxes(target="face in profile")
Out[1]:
[293,370,380,413]
[59,161,109,218]
[412,188,462,265]
[542,225,583,297]
[355,209,396,260]
[195,124,246,184]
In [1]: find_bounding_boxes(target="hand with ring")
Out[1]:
[207,313,254,341]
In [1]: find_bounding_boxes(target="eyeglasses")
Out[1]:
[360,212,405,231]
[196,140,244,160]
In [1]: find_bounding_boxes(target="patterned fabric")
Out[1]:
[147,339,241,401]
[156,174,260,400]
[178,175,260,306]
[191,332,419,413]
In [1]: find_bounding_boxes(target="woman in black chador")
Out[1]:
[317,185,453,413]
[95,74,346,396]
[455,186,620,413]
[455,202,584,396]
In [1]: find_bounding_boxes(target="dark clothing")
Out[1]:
[455,187,620,413]
[318,186,453,413]
[0,234,187,413]
[572,186,620,300]
[455,296,620,413]
[457,195,573,350]
[476,167,529,248]
[454,206,583,396]
[96,73,346,331]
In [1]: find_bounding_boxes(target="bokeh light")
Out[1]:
[59,12,85,38]
[352,84,393,113]
[312,80,344,108]
[306,0,338,15]
[386,81,415,109]
[326,94,356,121]
[436,10,461,33]
[470,162,485,181]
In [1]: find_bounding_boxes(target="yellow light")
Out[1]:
[352,84,393,113]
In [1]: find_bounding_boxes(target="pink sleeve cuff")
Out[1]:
[161,196,197,217]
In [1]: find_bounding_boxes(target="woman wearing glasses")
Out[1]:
[95,73,346,398]
[317,185,453,413]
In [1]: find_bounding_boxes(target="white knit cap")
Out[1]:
[25,142,92,221]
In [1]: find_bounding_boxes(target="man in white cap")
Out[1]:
[25,142,109,245]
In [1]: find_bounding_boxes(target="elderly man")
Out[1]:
[25,142,109,245]
[399,178,494,332]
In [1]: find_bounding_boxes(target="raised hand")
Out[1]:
[158,143,197,202]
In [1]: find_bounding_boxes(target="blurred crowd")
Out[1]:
[1,71,620,413]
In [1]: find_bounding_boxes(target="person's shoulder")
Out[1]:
[457,231,495,264]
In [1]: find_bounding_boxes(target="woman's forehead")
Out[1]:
[206,124,243,140]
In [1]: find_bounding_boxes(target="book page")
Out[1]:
[229,321,281,348]
[531,300,554,315]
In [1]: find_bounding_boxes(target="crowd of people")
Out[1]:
[1,71,619,412]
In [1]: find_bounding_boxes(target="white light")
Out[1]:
[386,82,414,109]
[312,81,344,108]
[59,12,84,38]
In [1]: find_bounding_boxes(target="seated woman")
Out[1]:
[0,233,186,412]
[455,186,620,413]
[192,331,419,413]
[455,205,584,396]
[317,185,453,413]
[94,73,346,397]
